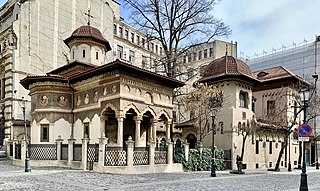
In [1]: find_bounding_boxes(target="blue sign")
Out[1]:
[297,124,312,137]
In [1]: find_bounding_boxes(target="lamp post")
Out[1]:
[300,88,309,190]
[211,110,216,177]
[312,73,319,170]
[22,98,31,172]
[288,130,292,172]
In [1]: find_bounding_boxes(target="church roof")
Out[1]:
[252,66,304,82]
[64,25,112,51]
[198,55,259,83]
[20,59,185,89]
[47,60,97,77]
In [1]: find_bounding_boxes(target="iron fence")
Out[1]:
[105,146,126,166]
[133,147,149,165]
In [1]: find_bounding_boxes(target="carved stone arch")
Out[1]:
[83,117,90,123]
[157,109,170,120]
[39,117,51,124]
[141,106,156,118]
[123,103,140,116]
[100,103,118,116]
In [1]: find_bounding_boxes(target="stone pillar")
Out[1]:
[98,136,108,167]
[167,142,173,165]
[165,120,171,141]
[117,116,124,147]
[100,116,106,138]
[21,138,26,161]
[82,137,90,170]
[6,140,12,157]
[134,116,142,147]
[55,135,63,161]
[183,140,190,161]
[67,138,76,166]
[12,138,18,159]
[152,119,157,143]
[126,136,135,166]
[148,141,155,165]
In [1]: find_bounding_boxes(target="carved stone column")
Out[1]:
[148,141,155,165]
[167,142,173,165]
[117,116,124,147]
[55,135,63,162]
[134,116,142,147]
[165,120,171,141]
[152,119,158,143]
[67,138,76,166]
[100,116,106,138]
[126,136,135,166]
[98,137,108,168]
[82,137,90,170]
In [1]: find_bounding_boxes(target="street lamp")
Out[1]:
[299,87,309,190]
[211,109,217,177]
[21,97,31,172]
[312,73,319,170]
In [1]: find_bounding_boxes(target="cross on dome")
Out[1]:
[84,8,93,26]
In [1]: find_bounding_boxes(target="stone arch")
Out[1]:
[141,106,156,118]
[123,103,140,116]
[100,103,118,116]
[185,133,197,149]
[157,109,170,120]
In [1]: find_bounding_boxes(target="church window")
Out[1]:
[155,45,158,54]
[41,124,49,142]
[119,27,123,37]
[96,52,99,60]
[113,24,117,35]
[142,55,147,68]
[193,52,197,61]
[1,78,5,98]
[131,33,134,43]
[209,47,214,57]
[255,140,259,154]
[204,49,208,58]
[84,123,90,138]
[72,51,75,59]
[151,43,154,52]
[82,50,86,58]
[125,30,129,40]
[142,38,145,48]
[198,51,202,60]
[239,91,248,108]
[129,50,135,64]
[267,100,275,115]
[117,45,123,59]
[269,141,272,154]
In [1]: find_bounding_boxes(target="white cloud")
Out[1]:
[213,0,320,58]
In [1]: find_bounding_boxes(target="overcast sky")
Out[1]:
[1,0,318,59]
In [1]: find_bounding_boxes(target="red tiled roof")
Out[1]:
[64,25,111,51]
[199,55,258,83]
[253,66,305,82]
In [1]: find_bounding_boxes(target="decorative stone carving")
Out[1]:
[58,95,68,106]
[93,91,98,103]
[136,88,141,96]
[157,93,161,100]
[145,92,152,104]
[40,95,48,106]
[124,85,130,93]
[112,85,117,94]
[84,93,89,104]
[103,87,107,96]
[76,95,81,106]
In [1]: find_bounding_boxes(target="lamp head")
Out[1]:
[312,74,319,80]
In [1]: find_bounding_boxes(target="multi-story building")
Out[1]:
[0,0,237,147]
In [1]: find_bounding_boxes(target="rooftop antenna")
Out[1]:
[85,8,93,26]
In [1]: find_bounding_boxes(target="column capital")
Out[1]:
[151,118,158,124]
[68,138,76,143]
[133,115,143,122]
[55,135,64,142]
[116,111,125,119]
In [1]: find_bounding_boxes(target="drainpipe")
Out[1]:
[68,79,75,138]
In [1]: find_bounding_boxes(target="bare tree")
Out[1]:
[259,86,308,171]
[123,0,231,78]
[179,83,223,144]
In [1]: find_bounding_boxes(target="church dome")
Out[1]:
[64,25,111,51]
[200,55,257,82]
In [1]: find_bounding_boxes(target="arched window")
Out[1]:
[82,49,86,58]
[239,91,248,108]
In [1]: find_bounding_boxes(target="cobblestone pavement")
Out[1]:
[1,159,320,191]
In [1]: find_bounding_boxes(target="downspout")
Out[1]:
[68,79,75,138]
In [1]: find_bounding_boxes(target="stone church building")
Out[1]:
[18,25,184,173]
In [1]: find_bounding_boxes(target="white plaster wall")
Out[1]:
[53,118,71,143]
[90,114,100,144]
[74,119,83,144]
